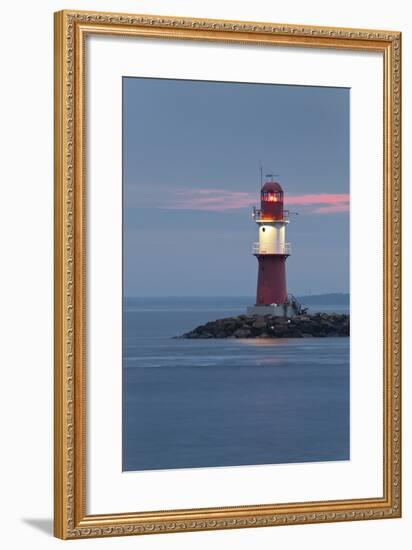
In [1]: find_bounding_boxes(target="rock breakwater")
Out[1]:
[177,313,349,339]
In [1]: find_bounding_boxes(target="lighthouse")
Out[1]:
[247,175,301,317]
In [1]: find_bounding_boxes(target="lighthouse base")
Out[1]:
[246,300,301,318]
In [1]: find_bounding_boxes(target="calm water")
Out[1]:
[123,297,350,471]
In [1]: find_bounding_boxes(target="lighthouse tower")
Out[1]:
[247,176,300,317]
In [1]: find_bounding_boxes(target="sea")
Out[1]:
[123,297,350,471]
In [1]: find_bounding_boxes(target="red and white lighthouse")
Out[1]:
[247,176,300,317]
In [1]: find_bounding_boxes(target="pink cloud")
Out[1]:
[287,193,350,214]
[160,189,255,211]
[286,193,350,207]
[312,203,350,214]
[159,188,349,214]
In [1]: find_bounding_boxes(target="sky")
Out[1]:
[123,77,349,297]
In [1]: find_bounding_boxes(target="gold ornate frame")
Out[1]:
[54,9,401,540]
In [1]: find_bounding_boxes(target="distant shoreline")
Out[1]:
[125,293,349,305]
[296,293,349,305]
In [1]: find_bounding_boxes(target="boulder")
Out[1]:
[252,318,267,329]
[233,328,252,338]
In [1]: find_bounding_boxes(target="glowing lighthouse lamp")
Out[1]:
[247,174,302,317]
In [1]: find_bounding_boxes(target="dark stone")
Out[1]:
[233,328,252,338]
[177,313,349,339]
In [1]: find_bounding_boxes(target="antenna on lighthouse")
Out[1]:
[259,161,263,190]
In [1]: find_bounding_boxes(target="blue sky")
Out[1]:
[123,77,349,297]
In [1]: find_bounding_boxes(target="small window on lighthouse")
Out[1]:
[262,227,266,232]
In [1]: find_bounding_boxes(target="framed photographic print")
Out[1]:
[54,9,402,539]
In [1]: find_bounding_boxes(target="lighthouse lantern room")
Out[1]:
[247,175,301,317]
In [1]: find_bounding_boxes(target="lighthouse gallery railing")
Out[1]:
[252,242,291,255]
[252,208,291,221]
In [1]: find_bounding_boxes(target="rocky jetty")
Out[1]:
[177,313,349,339]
